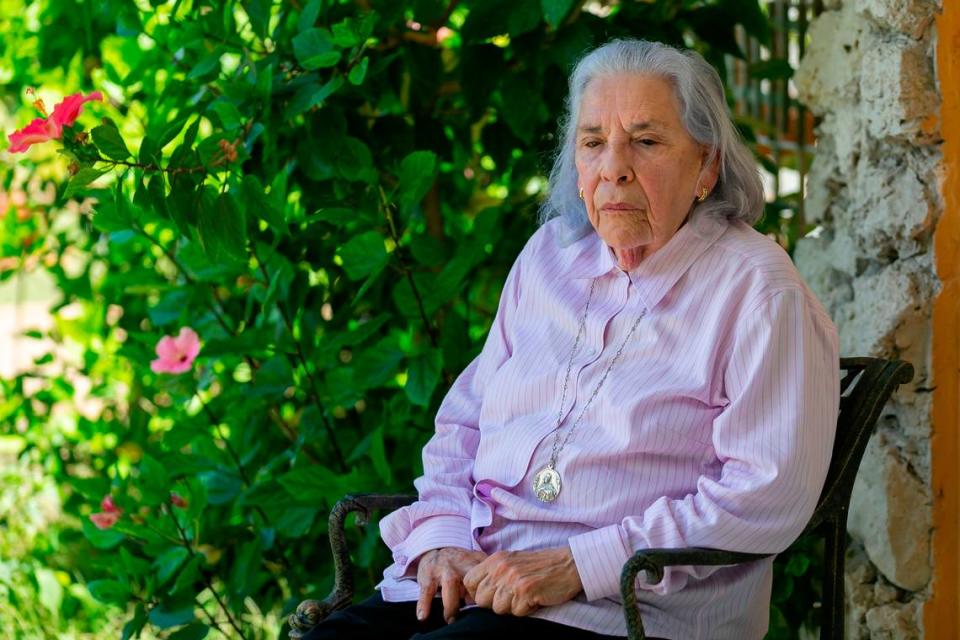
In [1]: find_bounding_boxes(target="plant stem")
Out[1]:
[251,246,347,472]
[377,186,439,349]
[166,503,248,640]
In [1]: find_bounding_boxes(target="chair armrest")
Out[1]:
[620,548,772,640]
[288,493,418,639]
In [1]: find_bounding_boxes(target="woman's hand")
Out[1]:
[416,547,488,624]
[462,547,583,617]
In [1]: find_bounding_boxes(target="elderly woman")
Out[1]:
[303,39,839,640]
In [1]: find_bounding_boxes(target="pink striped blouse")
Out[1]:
[375,213,840,639]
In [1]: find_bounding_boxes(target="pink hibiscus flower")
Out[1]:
[7,117,59,153]
[89,494,122,530]
[48,91,103,134]
[150,327,201,374]
[7,91,103,153]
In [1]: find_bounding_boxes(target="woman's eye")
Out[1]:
[584,140,602,148]
[636,139,658,146]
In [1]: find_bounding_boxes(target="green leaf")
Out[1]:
[332,17,362,48]
[304,207,354,227]
[229,538,264,598]
[784,553,811,577]
[140,135,161,165]
[139,452,171,505]
[82,517,125,549]
[297,0,322,32]
[210,99,243,131]
[244,0,272,39]
[331,13,378,47]
[405,349,443,406]
[335,136,374,182]
[748,58,793,80]
[201,469,243,505]
[242,174,285,233]
[91,123,131,161]
[348,57,369,85]
[122,606,149,640]
[277,465,375,503]
[540,0,576,28]
[169,555,202,597]
[63,166,109,200]
[154,546,190,584]
[369,427,393,484]
[35,567,63,615]
[156,115,191,150]
[168,624,210,640]
[397,150,437,209]
[353,338,405,388]
[149,604,195,629]
[66,475,110,500]
[350,264,384,306]
[197,190,248,264]
[293,28,342,70]
[188,52,222,80]
[88,579,131,605]
[285,76,344,119]
[338,231,388,280]
[91,199,132,233]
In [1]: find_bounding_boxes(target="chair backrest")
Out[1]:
[804,357,914,534]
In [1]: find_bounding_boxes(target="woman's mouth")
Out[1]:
[601,203,643,214]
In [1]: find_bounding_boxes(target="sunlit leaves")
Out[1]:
[63,166,109,200]
[87,580,132,605]
[91,122,131,161]
[293,28,341,70]
[338,231,388,280]
[397,150,438,209]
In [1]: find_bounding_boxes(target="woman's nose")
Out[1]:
[600,147,634,183]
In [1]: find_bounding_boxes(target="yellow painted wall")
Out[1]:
[925,2,960,635]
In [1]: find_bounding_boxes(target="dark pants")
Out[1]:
[298,591,643,639]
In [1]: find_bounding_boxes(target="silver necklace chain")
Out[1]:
[546,278,648,472]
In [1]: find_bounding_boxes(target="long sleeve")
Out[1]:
[567,288,840,600]
[378,245,526,579]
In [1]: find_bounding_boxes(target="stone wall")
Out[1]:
[793,0,942,637]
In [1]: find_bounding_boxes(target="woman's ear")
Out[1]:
[699,148,720,192]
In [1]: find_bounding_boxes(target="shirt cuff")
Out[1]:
[568,524,632,601]
[391,514,475,578]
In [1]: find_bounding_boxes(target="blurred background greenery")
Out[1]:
[0,0,818,638]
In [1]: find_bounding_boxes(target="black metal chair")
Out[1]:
[288,357,914,640]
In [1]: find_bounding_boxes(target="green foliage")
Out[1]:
[0,0,812,637]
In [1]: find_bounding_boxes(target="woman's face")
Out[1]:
[574,73,718,269]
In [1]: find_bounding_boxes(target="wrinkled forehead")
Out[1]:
[576,72,684,130]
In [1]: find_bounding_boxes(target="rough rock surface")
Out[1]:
[794,0,942,635]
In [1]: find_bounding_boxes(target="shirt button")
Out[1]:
[396,554,408,565]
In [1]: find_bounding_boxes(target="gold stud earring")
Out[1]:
[578,187,584,200]
[697,186,709,202]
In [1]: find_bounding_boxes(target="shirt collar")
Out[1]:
[567,214,729,311]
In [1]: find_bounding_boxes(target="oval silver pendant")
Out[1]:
[533,466,562,503]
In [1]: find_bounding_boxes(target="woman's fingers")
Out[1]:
[470,573,495,608]
[491,584,513,615]
[416,577,438,621]
[440,573,462,623]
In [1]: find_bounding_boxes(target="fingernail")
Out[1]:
[416,607,424,620]
[446,616,454,625]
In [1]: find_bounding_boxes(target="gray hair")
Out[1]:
[539,39,765,245]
